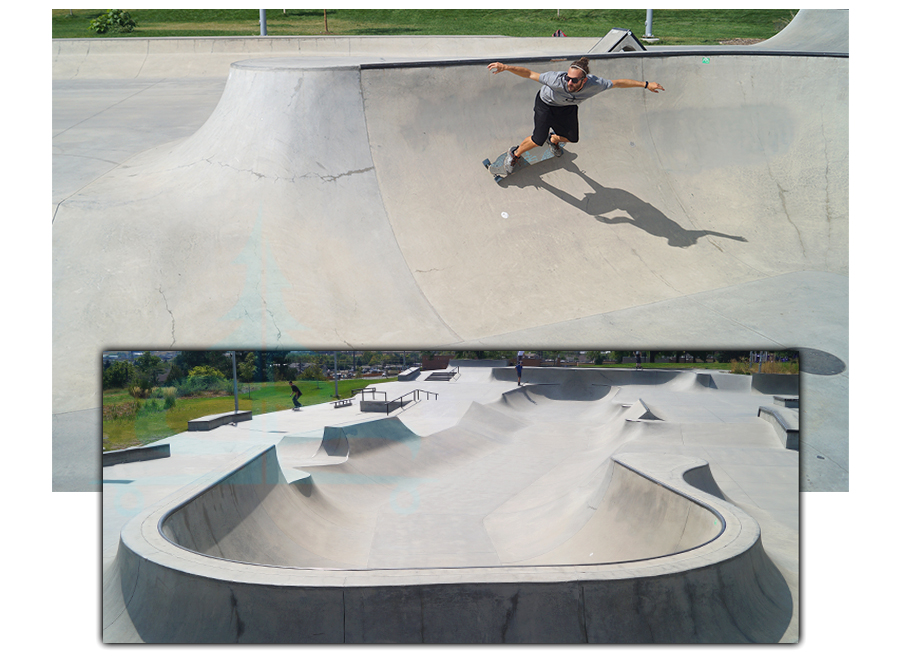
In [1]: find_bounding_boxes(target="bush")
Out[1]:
[141,398,165,413]
[177,375,231,397]
[128,372,156,398]
[151,386,178,409]
[90,9,136,34]
[188,365,226,379]
[103,400,142,421]
[730,359,799,375]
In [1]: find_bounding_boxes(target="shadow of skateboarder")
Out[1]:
[503,152,749,249]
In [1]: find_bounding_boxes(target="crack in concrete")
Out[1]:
[298,166,375,183]
[210,160,374,184]
[158,285,176,346]
[775,180,806,257]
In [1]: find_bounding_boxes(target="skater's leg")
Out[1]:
[515,136,539,157]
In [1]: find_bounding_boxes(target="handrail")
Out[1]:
[388,388,439,413]
[358,388,387,401]
[384,388,438,415]
[357,387,438,413]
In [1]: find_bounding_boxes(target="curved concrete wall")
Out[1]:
[160,416,725,569]
[105,444,791,643]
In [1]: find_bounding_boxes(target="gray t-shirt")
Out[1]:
[538,71,613,107]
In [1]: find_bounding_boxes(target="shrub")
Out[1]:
[162,387,177,408]
[177,375,231,397]
[188,365,226,379]
[141,398,165,413]
[731,359,799,375]
[103,400,142,421]
[90,9,136,34]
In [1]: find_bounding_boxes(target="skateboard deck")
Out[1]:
[483,142,565,184]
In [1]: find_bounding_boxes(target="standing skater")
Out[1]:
[487,57,664,173]
[289,380,302,410]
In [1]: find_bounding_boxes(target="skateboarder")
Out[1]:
[487,57,664,173]
[289,380,302,409]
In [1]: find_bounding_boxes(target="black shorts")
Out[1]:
[531,92,579,145]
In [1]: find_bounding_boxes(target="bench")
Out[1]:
[333,398,353,408]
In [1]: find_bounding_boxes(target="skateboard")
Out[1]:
[483,141,565,184]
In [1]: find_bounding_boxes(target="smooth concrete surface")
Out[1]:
[54,10,848,491]
[102,363,798,643]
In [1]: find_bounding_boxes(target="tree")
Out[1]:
[134,352,165,380]
[165,363,184,384]
[301,364,326,381]
[175,351,231,377]
[238,352,257,382]
[103,361,135,390]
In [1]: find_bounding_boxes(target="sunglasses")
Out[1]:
[564,74,585,84]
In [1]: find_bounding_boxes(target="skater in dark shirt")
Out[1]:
[289,381,302,409]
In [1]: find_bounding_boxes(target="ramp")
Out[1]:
[55,10,848,490]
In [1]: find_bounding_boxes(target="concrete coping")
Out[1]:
[757,406,799,451]
[117,445,762,589]
[398,367,421,381]
[102,443,170,467]
[758,405,799,432]
[773,395,800,408]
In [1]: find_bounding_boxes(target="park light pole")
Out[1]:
[644,9,654,38]
[231,351,239,414]
[259,9,267,36]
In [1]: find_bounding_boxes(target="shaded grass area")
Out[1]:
[102,377,392,451]
[53,9,796,44]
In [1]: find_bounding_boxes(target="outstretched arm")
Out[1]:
[488,62,541,82]
[612,78,664,93]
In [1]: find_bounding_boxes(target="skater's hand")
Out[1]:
[488,62,506,74]
[647,82,664,93]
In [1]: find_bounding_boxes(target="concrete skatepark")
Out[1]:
[53,10,848,493]
[103,361,799,643]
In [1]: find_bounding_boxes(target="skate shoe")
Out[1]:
[503,146,520,174]
[549,139,564,157]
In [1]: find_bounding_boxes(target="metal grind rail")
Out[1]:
[358,388,439,414]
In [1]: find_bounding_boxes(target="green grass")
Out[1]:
[102,377,392,451]
[53,9,796,44]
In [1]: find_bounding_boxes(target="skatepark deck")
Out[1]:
[54,10,848,494]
